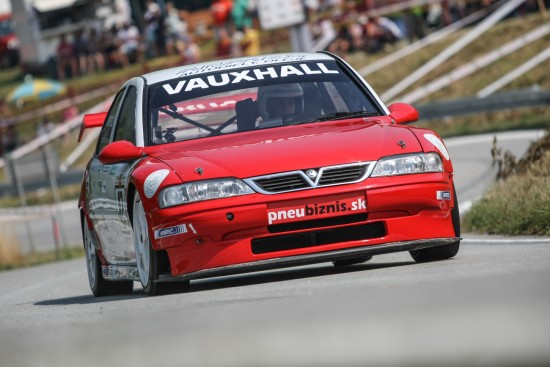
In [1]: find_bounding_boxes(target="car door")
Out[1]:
[88,85,141,264]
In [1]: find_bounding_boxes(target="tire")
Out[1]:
[410,185,461,263]
[82,218,134,297]
[333,255,373,267]
[133,192,189,296]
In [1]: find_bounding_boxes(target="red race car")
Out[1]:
[0,13,19,68]
[79,52,460,296]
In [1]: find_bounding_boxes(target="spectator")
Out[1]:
[56,34,77,81]
[73,29,90,76]
[231,26,245,57]
[241,24,260,56]
[86,28,105,74]
[377,16,404,45]
[404,6,426,43]
[349,17,365,52]
[231,0,253,30]
[165,1,189,55]
[216,28,232,58]
[3,124,18,153]
[154,6,167,56]
[364,16,385,53]
[63,103,79,123]
[36,116,55,138]
[210,0,233,39]
[144,0,161,58]
[328,24,351,58]
[178,35,201,65]
[117,22,142,66]
[100,26,124,68]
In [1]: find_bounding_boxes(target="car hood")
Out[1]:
[145,119,422,181]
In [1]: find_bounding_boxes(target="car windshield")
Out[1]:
[147,60,382,145]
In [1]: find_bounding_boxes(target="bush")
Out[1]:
[462,130,550,235]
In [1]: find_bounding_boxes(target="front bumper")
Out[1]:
[101,236,460,282]
[145,175,457,278]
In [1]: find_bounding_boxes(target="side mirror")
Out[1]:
[78,112,108,142]
[98,140,144,165]
[388,103,419,124]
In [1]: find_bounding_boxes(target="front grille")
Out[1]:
[254,173,310,192]
[245,162,372,194]
[318,165,366,186]
[251,221,386,254]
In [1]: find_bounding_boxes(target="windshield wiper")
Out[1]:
[293,111,380,125]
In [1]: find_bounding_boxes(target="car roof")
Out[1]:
[141,52,336,85]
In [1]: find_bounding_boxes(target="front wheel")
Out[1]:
[82,218,133,297]
[133,192,189,296]
[410,186,461,263]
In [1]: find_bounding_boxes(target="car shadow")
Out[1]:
[34,259,415,305]
[187,260,415,294]
[34,291,146,306]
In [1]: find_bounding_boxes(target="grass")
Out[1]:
[462,145,550,235]
[0,183,81,208]
[0,245,84,271]
[0,220,84,271]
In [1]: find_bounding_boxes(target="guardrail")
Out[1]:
[415,89,550,120]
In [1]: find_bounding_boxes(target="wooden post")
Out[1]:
[6,153,36,253]
[43,144,68,250]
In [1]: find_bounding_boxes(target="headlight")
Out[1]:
[159,178,254,208]
[371,152,443,177]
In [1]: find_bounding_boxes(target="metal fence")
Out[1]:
[415,89,550,120]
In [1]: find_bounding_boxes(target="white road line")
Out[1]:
[399,22,550,104]
[381,0,526,102]
[477,47,550,97]
[462,238,550,243]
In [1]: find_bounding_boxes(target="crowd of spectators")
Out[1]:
[55,0,201,81]
[52,0,546,81]
[323,0,545,57]
[54,0,264,82]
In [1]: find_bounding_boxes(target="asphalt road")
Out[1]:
[2,129,544,253]
[1,237,550,366]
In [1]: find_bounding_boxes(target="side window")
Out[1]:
[96,89,126,154]
[113,87,137,144]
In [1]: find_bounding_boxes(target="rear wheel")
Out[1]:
[133,192,189,296]
[83,219,133,297]
[410,186,461,263]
